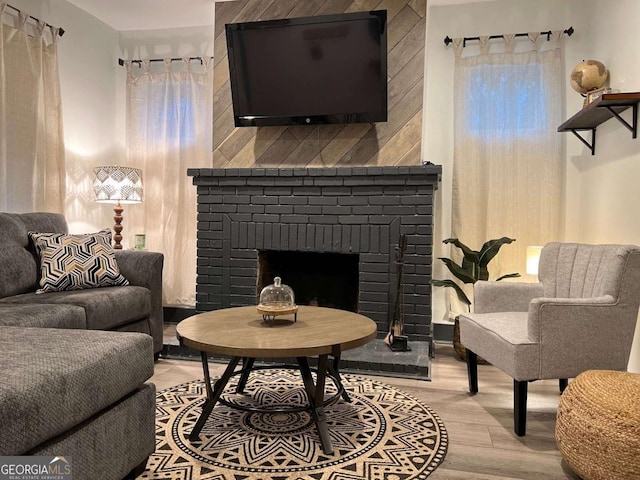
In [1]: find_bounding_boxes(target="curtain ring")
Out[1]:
[478,36,489,55]
[17,11,27,29]
[503,33,515,53]
[452,37,463,58]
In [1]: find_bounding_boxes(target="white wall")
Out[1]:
[424,0,592,325]
[9,0,215,247]
[573,0,640,372]
[10,0,120,234]
[424,0,640,370]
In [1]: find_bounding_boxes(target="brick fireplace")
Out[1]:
[188,165,441,349]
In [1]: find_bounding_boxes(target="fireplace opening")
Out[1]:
[257,250,359,312]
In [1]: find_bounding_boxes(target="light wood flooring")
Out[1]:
[151,343,580,479]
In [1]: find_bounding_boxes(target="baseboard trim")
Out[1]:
[163,306,196,324]
[433,323,453,342]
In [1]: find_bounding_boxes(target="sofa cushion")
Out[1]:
[0,304,86,329]
[29,229,129,294]
[0,213,67,299]
[0,286,151,331]
[0,326,154,456]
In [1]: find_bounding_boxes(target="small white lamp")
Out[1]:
[526,246,543,276]
[93,166,143,249]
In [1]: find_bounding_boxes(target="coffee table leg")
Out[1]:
[329,348,351,403]
[236,357,255,393]
[190,355,240,441]
[297,355,333,455]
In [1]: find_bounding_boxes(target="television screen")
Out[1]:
[225,10,388,127]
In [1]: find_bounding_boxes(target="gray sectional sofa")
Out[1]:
[0,212,164,355]
[0,212,165,478]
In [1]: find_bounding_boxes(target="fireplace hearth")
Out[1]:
[188,165,441,376]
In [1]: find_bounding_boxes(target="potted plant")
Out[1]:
[432,237,520,359]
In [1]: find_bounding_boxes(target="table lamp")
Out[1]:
[93,166,143,249]
[526,246,543,276]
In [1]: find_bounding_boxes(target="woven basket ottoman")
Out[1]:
[555,370,640,480]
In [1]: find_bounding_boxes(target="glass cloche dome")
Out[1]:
[257,277,298,324]
[259,276,295,308]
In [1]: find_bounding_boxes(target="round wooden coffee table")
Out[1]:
[176,305,377,455]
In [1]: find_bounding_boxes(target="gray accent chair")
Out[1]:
[458,242,640,436]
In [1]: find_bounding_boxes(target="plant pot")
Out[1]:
[453,316,488,364]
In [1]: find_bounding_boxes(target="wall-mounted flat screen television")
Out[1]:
[225,10,388,127]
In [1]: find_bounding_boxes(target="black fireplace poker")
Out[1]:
[386,234,411,352]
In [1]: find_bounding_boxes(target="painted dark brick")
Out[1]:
[238,205,265,214]
[309,197,338,206]
[280,214,309,224]
[265,205,294,215]
[279,196,308,205]
[322,206,352,215]
[293,205,322,215]
[251,196,280,205]
[338,196,368,206]
[253,214,280,223]
[339,215,368,225]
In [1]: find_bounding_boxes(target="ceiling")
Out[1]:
[65,0,494,32]
[66,0,215,31]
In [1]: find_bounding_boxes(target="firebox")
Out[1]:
[257,250,359,312]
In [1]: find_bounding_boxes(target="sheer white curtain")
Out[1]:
[451,33,563,291]
[0,4,65,213]
[126,58,213,306]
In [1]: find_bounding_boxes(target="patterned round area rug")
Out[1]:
[142,369,448,479]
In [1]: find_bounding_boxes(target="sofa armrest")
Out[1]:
[114,250,164,354]
[474,281,544,313]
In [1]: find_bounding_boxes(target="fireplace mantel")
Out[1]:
[189,165,442,344]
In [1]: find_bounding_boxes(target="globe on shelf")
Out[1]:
[570,60,609,95]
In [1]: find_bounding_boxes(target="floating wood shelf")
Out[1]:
[558,92,640,155]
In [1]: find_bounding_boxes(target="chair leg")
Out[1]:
[466,349,478,394]
[514,380,528,436]
[559,378,568,393]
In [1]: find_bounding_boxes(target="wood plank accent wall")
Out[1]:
[213,0,426,169]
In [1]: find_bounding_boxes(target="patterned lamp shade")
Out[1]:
[93,166,143,204]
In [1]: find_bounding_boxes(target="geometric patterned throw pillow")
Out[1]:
[28,229,130,294]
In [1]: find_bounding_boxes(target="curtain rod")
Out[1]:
[444,26,573,47]
[118,57,213,67]
[5,3,65,36]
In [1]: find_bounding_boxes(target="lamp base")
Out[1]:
[113,202,124,249]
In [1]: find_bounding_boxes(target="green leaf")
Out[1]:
[496,273,521,281]
[431,279,472,305]
[439,257,476,284]
[478,237,516,268]
[460,256,479,282]
[478,266,489,281]
[443,238,480,264]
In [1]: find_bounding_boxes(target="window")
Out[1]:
[466,63,547,136]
